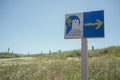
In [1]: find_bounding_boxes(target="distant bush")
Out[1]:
[0,52,21,58]
[66,50,81,57]
[106,46,120,57]
[88,46,120,58]
[88,49,107,57]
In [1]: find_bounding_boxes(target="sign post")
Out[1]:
[81,38,88,80]
[64,10,104,80]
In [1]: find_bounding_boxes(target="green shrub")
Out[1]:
[67,50,81,57]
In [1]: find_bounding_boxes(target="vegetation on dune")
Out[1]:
[0,46,120,58]
[0,46,120,80]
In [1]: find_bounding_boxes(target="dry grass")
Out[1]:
[0,55,120,80]
[0,46,120,80]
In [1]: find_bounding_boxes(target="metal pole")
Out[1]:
[81,38,88,80]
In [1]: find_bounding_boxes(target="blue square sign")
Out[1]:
[83,10,104,38]
[64,10,104,39]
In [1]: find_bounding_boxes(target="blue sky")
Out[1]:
[0,0,120,54]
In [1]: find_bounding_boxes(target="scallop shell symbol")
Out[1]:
[67,18,72,24]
